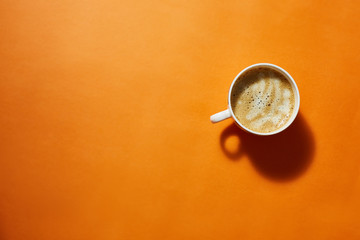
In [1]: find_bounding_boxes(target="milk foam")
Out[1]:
[231,68,295,133]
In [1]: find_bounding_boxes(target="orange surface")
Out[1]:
[0,0,359,239]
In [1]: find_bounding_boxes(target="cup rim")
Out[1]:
[227,63,300,136]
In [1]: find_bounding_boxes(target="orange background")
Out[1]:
[0,0,359,239]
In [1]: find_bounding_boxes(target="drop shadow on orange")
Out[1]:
[220,113,315,182]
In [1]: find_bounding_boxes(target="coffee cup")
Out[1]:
[210,63,300,136]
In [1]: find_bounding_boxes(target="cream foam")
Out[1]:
[231,67,295,133]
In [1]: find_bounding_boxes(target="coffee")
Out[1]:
[230,67,295,133]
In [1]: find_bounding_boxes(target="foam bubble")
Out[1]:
[278,99,290,114]
[252,116,272,129]
[258,80,266,93]
[283,89,291,98]
[271,114,281,125]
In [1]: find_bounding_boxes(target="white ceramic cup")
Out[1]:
[210,63,300,136]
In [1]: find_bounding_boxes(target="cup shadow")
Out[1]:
[220,113,315,181]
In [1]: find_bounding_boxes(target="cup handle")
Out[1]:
[210,109,232,123]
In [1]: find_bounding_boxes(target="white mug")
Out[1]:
[210,63,300,136]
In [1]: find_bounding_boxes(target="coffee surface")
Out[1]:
[231,67,295,133]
